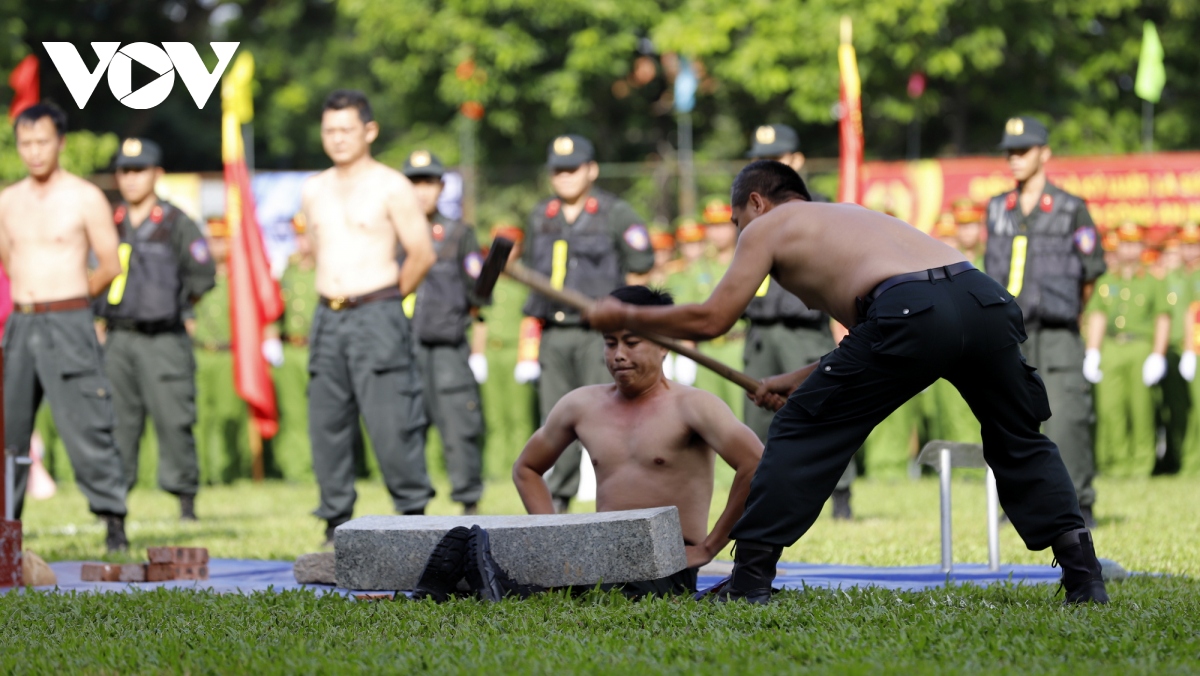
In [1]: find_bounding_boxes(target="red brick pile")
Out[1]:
[81,547,209,583]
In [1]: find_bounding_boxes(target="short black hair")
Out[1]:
[610,285,674,306]
[731,160,811,208]
[322,89,374,124]
[13,103,67,137]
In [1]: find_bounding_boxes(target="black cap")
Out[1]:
[114,138,162,169]
[746,124,799,158]
[402,150,445,178]
[546,134,594,169]
[998,116,1049,150]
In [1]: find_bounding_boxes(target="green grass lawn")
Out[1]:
[4,475,1199,673]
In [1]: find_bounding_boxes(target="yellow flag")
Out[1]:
[222,51,255,126]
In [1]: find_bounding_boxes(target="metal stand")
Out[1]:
[918,441,1001,574]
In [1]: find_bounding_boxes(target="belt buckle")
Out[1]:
[329,296,347,311]
[16,302,35,314]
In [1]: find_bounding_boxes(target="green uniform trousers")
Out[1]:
[3,310,127,517]
[1182,376,1200,476]
[194,349,251,484]
[743,322,856,490]
[105,328,199,495]
[538,325,610,500]
[1093,338,1157,477]
[308,299,431,525]
[416,341,485,505]
[1021,327,1096,508]
[272,344,315,481]
[1156,348,1188,474]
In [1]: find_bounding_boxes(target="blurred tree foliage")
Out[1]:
[0,0,1196,186]
[0,123,119,182]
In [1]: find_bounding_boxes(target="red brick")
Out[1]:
[172,564,208,580]
[181,547,210,564]
[81,563,120,582]
[147,546,209,564]
[145,563,176,582]
[146,547,174,564]
[118,564,146,583]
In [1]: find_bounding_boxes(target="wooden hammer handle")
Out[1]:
[507,263,763,394]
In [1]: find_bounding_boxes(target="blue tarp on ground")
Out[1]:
[4,559,1062,596]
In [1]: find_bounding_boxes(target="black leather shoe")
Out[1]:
[102,515,128,553]
[552,497,570,514]
[832,488,853,521]
[1052,528,1109,604]
[403,507,426,516]
[464,525,535,601]
[413,526,471,602]
[180,494,198,522]
[712,540,781,604]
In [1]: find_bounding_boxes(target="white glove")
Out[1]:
[1181,351,1196,382]
[674,355,698,386]
[1082,349,1103,384]
[1142,352,1167,386]
[468,353,488,384]
[262,338,284,367]
[661,353,676,381]
[514,360,541,384]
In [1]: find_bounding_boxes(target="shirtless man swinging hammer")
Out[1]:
[588,160,1110,605]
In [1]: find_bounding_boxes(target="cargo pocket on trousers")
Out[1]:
[1021,361,1053,422]
[73,374,116,430]
[968,288,1025,349]
[791,355,866,417]
[398,379,429,431]
[869,297,936,357]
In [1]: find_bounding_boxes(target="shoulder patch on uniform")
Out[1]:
[545,200,561,218]
[1074,226,1097,255]
[464,251,483,279]
[189,238,211,264]
[113,205,127,224]
[623,224,649,251]
[1004,193,1017,210]
[432,223,445,242]
[1040,193,1054,212]
[150,205,164,223]
[585,197,599,214]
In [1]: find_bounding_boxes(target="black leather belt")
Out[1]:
[319,286,402,311]
[108,318,184,334]
[857,261,976,317]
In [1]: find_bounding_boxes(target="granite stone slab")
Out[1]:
[293,552,337,585]
[335,507,687,591]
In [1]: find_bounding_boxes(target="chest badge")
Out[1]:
[545,200,561,218]
[1005,193,1017,210]
[150,205,164,223]
[432,223,445,241]
[1040,194,1054,212]
[113,205,127,224]
[584,197,599,214]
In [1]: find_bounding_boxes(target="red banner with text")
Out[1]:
[861,152,1200,234]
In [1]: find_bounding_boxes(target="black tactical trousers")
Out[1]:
[730,270,1085,551]
[3,310,127,518]
[105,328,199,495]
[308,298,432,524]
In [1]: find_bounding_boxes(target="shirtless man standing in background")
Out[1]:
[301,90,436,545]
[0,104,129,551]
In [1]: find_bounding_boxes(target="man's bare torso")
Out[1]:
[753,202,967,326]
[304,161,408,298]
[564,382,715,546]
[0,172,101,303]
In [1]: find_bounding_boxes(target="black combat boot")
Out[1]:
[464,525,537,602]
[180,494,198,522]
[413,527,471,602]
[1052,528,1109,605]
[102,514,128,553]
[713,540,782,604]
[403,507,426,516]
[552,497,570,515]
[832,488,853,520]
[323,518,348,549]
[463,503,479,516]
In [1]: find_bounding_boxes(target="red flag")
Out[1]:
[8,55,39,121]
[837,17,864,204]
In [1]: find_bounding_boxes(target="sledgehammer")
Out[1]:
[474,237,763,394]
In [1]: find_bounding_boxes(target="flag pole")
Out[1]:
[1143,100,1153,153]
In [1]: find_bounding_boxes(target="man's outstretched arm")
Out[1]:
[682,390,763,567]
[588,216,776,340]
[512,394,581,514]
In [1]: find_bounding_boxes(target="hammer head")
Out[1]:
[474,237,515,303]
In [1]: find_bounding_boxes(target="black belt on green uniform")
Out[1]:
[108,318,185,334]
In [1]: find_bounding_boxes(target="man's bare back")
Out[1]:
[0,169,118,303]
[514,288,762,569]
[303,159,432,298]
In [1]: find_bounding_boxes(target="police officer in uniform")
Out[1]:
[984,116,1106,527]
[96,138,216,520]
[402,151,488,515]
[745,124,853,518]
[522,134,655,512]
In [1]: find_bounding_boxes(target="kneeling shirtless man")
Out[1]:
[414,285,763,601]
